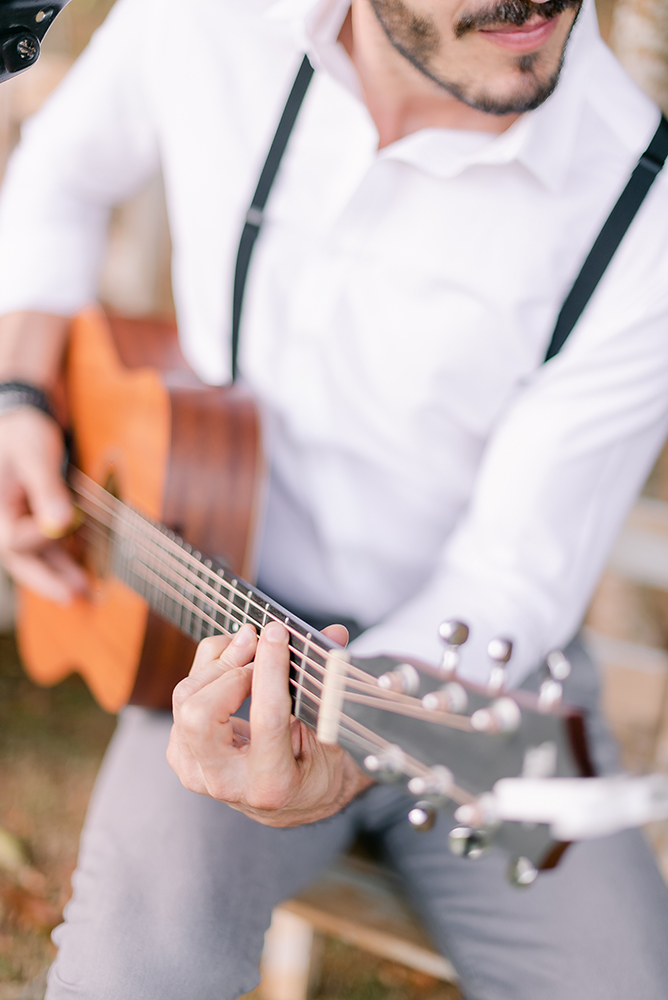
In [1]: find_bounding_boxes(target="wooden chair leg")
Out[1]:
[260,906,322,1000]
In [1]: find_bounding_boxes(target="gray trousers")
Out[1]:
[46,639,668,1000]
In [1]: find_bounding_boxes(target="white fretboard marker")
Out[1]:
[316,649,350,745]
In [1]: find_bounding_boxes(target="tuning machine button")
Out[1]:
[487,637,513,693]
[421,681,468,715]
[438,620,469,677]
[508,856,539,888]
[547,649,571,681]
[408,801,437,831]
[454,793,498,830]
[470,697,521,735]
[407,766,454,799]
[448,826,491,861]
[364,744,406,780]
[377,662,420,696]
[539,650,571,711]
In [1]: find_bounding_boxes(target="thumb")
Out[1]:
[16,418,73,536]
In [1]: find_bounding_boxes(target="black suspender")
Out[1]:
[231,58,668,379]
[544,114,668,362]
[231,55,314,381]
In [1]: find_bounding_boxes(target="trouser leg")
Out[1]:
[362,635,668,1000]
[46,707,357,1000]
[370,790,668,1000]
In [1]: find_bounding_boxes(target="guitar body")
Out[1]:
[17,308,264,712]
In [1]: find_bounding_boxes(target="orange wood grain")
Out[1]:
[17,308,171,712]
[17,308,264,713]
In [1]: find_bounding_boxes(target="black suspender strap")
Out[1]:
[544,114,668,362]
[232,59,667,375]
[231,55,315,381]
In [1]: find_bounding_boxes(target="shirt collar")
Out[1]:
[267,0,602,192]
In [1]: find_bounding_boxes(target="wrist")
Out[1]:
[0,311,69,390]
[0,381,57,423]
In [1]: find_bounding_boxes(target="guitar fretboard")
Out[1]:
[73,470,334,725]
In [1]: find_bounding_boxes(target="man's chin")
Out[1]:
[424,59,563,116]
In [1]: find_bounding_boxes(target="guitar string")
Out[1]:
[73,486,454,705]
[77,518,475,731]
[72,472,435,697]
[75,514,479,798]
[72,476,380,686]
[78,506,476,791]
[289,678,475,805]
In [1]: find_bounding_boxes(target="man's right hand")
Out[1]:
[0,311,88,603]
[0,406,88,602]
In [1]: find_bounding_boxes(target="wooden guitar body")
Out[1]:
[17,308,263,712]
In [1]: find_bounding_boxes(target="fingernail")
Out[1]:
[38,518,72,540]
[231,623,255,646]
[264,621,287,644]
[38,503,77,539]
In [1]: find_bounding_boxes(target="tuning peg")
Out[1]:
[408,801,437,831]
[487,637,513,693]
[546,649,571,681]
[538,678,563,711]
[470,696,521,735]
[421,681,468,715]
[538,650,571,711]
[454,793,498,830]
[407,766,454,799]
[363,744,405,780]
[438,620,469,676]
[448,826,491,861]
[377,662,420,696]
[508,856,539,888]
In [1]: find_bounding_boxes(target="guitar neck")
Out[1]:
[73,470,336,724]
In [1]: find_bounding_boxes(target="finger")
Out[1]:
[175,667,255,795]
[13,414,73,536]
[2,513,54,553]
[186,626,258,693]
[249,622,294,765]
[41,543,89,594]
[322,624,349,648]
[190,634,235,674]
[3,549,80,604]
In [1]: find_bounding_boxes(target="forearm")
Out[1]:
[0,311,69,389]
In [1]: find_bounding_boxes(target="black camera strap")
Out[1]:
[231,57,668,378]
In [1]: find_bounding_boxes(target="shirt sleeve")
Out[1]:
[349,182,668,688]
[0,0,160,316]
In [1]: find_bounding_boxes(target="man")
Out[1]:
[0,0,667,996]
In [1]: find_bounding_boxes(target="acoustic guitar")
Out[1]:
[16,308,594,882]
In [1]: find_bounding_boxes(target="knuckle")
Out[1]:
[172,678,194,710]
[192,636,228,670]
[178,698,211,735]
[198,636,222,657]
[253,704,289,732]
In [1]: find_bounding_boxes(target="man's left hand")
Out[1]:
[167,621,373,827]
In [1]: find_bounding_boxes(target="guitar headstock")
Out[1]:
[301,621,593,887]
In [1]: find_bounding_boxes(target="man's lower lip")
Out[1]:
[478,17,559,52]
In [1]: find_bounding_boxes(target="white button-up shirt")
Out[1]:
[0,0,667,686]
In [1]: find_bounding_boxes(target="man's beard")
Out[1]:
[368,0,583,116]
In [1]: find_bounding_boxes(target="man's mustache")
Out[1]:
[455,0,582,38]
